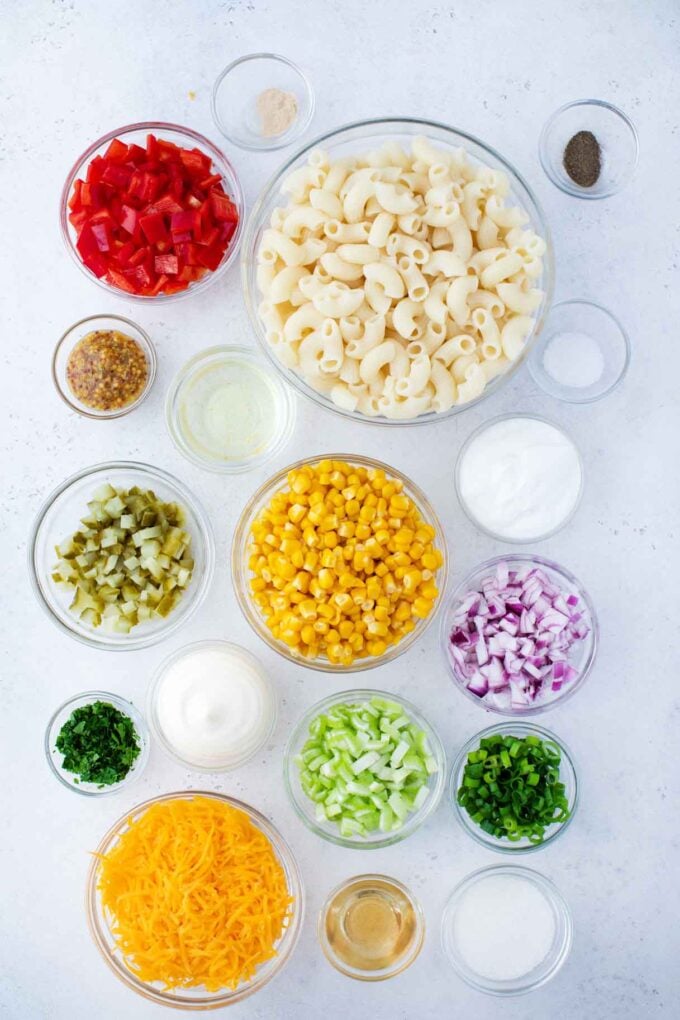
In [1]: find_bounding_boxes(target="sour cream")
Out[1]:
[151,641,275,770]
[457,416,582,542]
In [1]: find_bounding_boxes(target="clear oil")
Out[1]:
[323,876,420,975]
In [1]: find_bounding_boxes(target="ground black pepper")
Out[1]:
[563,130,602,188]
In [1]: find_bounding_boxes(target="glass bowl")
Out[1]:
[52,313,156,420]
[318,873,425,981]
[86,790,304,1009]
[539,99,639,199]
[60,121,244,302]
[212,53,314,151]
[165,345,296,473]
[45,690,150,796]
[450,722,578,853]
[528,299,630,403]
[241,117,554,426]
[29,461,215,650]
[454,413,584,543]
[147,639,277,771]
[284,688,446,849]
[441,554,598,716]
[441,864,572,995]
[231,453,449,673]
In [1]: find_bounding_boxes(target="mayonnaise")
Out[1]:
[457,416,582,541]
[152,641,275,770]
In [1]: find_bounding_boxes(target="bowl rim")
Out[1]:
[528,298,631,404]
[52,313,157,420]
[60,120,245,303]
[440,553,599,716]
[86,789,305,1009]
[241,115,555,426]
[440,862,573,995]
[211,52,315,151]
[317,872,426,980]
[28,460,216,651]
[283,687,447,849]
[146,638,278,772]
[449,720,579,853]
[164,343,296,473]
[231,451,449,672]
[539,98,639,200]
[45,689,150,796]
[454,412,585,544]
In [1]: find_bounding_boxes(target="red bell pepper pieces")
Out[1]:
[67,131,239,296]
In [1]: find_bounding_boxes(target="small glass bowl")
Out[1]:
[52,314,156,420]
[284,689,446,849]
[165,345,296,473]
[212,53,314,151]
[318,874,425,981]
[232,453,448,673]
[242,117,554,426]
[60,121,244,302]
[147,639,277,772]
[454,413,584,544]
[86,791,304,1009]
[441,554,598,716]
[539,99,639,199]
[450,722,578,853]
[29,461,215,651]
[441,864,572,995]
[45,691,150,796]
[529,299,630,404]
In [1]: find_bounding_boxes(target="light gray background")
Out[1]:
[1,1,677,1017]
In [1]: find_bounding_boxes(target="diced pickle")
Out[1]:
[51,484,193,633]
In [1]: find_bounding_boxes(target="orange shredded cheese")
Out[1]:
[96,796,293,991]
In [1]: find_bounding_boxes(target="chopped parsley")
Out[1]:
[55,700,141,787]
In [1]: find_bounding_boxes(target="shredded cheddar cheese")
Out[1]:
[96,796,293,991]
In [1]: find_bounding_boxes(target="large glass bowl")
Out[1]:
[29,461,215,650]
[60,122,244,303]
[450,722,578,853]
[241,116,554,426]
[86,791,304,1009]
[441,555,597,715]
[284,689,446,849]
[231,453,449,672]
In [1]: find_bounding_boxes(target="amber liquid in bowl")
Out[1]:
[321,876,423,979]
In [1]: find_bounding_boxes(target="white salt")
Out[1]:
[452,873,556,981]
[543,329,605,388]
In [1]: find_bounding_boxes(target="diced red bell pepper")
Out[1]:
[118,204,139,236]
[147,193,183,215]
[104,138,129,162]
[140,211,169,245]
[107,267,138,293]
[68,131,238,296]
[90,221,113,252]
[220,218,238,243]
[76,225,109,277]
[210,191,238,222]
[154,254,179,275]
[197,243,225,271]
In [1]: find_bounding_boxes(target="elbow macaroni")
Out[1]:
[256,137,546,419]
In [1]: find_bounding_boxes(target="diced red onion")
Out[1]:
[447,561,591,708]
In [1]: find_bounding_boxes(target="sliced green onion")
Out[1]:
[457,732,571,844]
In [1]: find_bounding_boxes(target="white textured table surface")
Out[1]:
[2,2,678,1017]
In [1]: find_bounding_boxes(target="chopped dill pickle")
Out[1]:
[52,485,194,633]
